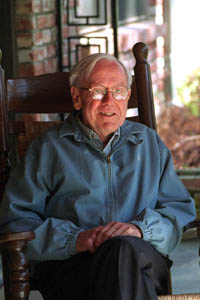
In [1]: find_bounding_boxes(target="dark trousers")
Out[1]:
[31,236,172,300]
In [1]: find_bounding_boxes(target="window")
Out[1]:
[118,0,150,24]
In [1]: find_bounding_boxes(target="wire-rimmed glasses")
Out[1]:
[79,86,129,101]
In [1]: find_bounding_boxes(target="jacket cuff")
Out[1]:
[66,228,84,257]
[130,220,152,242]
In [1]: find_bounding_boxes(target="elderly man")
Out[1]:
[0,53,196,300]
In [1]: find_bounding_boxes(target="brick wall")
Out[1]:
[15,0,57,77]
[14,0,165,97]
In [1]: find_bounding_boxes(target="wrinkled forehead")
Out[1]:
[86,59,128,86]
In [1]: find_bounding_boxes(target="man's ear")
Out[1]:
[127,88,131,102]
[71,86,82,110]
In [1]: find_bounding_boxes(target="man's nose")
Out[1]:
[102,90,114,102]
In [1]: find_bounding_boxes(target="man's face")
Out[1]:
[71,59,130,143]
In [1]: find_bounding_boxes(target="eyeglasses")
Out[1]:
[79,86,129,101]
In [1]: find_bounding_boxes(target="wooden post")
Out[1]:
[133,42,157,131]
[0,232,35,300]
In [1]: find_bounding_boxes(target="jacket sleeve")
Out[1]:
[0,139,83,261]
[131,135,196,256]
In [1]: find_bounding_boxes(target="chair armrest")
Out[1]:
[0,232,35,300]
[183,220,200,240]
[184,220,200,231]
[0,231,35,243]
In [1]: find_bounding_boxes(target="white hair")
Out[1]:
[69,53,132,88]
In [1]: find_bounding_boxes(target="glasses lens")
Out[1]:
[113,87,128,100]
[89,86,128,101]
[90,87,105,100]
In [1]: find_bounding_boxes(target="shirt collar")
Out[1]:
[75,111,99,141]
[75,111,120,151]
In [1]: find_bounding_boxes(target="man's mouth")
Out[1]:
[100,112,115,116]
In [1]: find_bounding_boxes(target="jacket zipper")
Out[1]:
[106,154,114,221]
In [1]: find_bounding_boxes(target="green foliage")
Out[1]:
[177,68,200,116]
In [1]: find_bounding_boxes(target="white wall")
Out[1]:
[170,0,200,103]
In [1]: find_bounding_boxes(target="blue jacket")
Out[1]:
[0,113,196,261]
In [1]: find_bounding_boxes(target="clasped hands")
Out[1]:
[76,221,142,254]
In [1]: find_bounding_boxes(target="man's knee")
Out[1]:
[95,235,161,271]
[96,235,150,261]
[99,235,148,252]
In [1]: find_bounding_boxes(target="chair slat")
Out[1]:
[7,72,73,113]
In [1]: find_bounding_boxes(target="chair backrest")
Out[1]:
[0,42,156,199]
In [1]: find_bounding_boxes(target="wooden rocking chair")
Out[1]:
[0,42,199,300]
